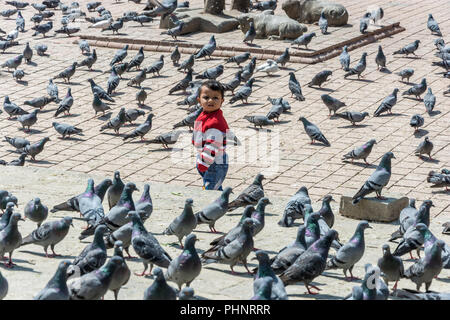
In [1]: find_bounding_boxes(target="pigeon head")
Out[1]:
[183,233,198,249]
[362,112,369,117]
[322,194,335,203]
[251,250,270,263]
[242,218,255,230]
[145,113,154,122]
[160,55,164,60]
[179,287,194,299]
[298,116,308,124]
[311,32,316,37]
[4,96,10,103]
[415,40,421,45]
[247,77,255,86]
[185,198,194,207]
[343,45,348,52]
[393,88,399,95]
[94,224,108,235]
[5,202,15,212]
[114,240,123,249]
[34,197,41,205]
[58,259,72,271]
[421,78,426,85]
[367,139,377,146]
[421,199,434,209]
[424,136,430,143]
[72,62,78,67]
[434,239,445,250]
[210,35,215,43]
[381,244,391,255]
[361,52,368,59]
[63,216,74,227]
[357,220,372,231]
[153,267,164,280]
[427,88,432,94]
[124,182,139,193]
[10,212,24,224]
[307,211,320,223]
[257,197,271,206]
[7,196,18,207]
[241,205,256,221]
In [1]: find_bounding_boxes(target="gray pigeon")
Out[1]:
[100,108,126,134]
[110,45,129,66]
[393,223,428,259]
[335,111,369,125]
[0,203,15,231]
[251,277,273,300]
[125,108,145,124]
[194,35,216,60]
[92,94,111,116]
[251,197,271,237]
[303,211,321,248]
[69,256,122,300]
[410,114,424,132]
[160,19,184,39]
[52,122,83,139]
[253,250,288,300]
[276,48,290,67]
[398,198,418,226]
[360,14,369,34]
[403,78,427,99]
[427,169,450,191]
[108,241,131,300]
[352,152,395,204]
[78,39,90,54]
[17,109,39,131]
[195,187,233,233]
[375,45,386,70]
[130,211,172,276]
[228,174,264,212]
[342,139,377,165]
[423,88,436,114]
[395,68,414,83]
[88,79,114,102]
[288,72,306,101]
[393,40,420,56]
[177,54,194,72]
[136,88,148,106]
[23,42,33,64]
[47,79,59,102]
[339,45,350,71]
[127,47,145,71]
[19,137,50,161]
[377,244,404,291]
[143,267,177,300]
[307,70,332,88]
[374,88,399,116]
[166,234,202,290]
[54,88,74,117]
[344,52,367,79]
[20,216,73,257]
[291,32,316,49]
[225,52,251,66]
[270,225,307,274]
[415,136,434,160]
[135,184,153,220]
[164,199,197,247]
[390,288,450,300]
[229,78,255,104]
[4,136,30,150]
[24,96,55,110]
[12,69,24,81]
[53,62,77,83]
[280,230,338,294]
[170,45,180,65]
[318,11,328,34]
[169,70,193,95]
[266,103,284,122]
[298,117,330,146]
[278,186,311,227]
[111,62,129,79]
[146,55,164,76]
[201,218,255,274]
[147,131,183,149]
[3,96,28,119]
[0,213,24,268]
[78,49,97,70]
[244,115,275,128]
[1,54,23,70]
[427,14,441,36]
[344,264,383,300]
[0,196,18,212]
[34,260,72,300]
[24,198,48,227]
[178,287,196,300]
[0,40,19,53]
[326,221,372,280]
[318,195,335,228]
[127,70,146,88]
[321,94,345,116]
[123,113,154,141]
[195,65,224,80]
[243,21,256,44]
[107,68,120,95]
[107,171,125,210]
[173,107,202,131]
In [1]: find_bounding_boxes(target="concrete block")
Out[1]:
[339,194,409,222]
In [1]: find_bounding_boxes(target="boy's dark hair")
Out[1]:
[199,80,225,99]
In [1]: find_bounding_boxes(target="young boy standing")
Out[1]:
[192,80,229,191]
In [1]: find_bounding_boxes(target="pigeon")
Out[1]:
[0,213,24,268]
[244,115,275,128]
[110,45,129,66]
[12,69,24,81]
[0,9,17,18]
[106,69,120,96]
[123,113,154,141]
[0,40,19,53]
[78,49,97,70]
[0,196,18,212]
[344,264,384,300]
[251,277,273,300]
[201,218,255,274]
[127,47,145,71]
[298,117,330,146]
[317,195,335,228]
[195,187,232,233]
[1,54,23,70]
[195,64,223,80]
[395,68,414,83]
[24,198,48,227]
[303,211,321,248]
[79,40,90,54]
[103,17,124,34]
[147,131,183,148]
[374,88,399,116]
[34,260,72,300]
[125,109,145,124]
[255,59,279,76]
[88,17,113,30]
[288,72,305,101]
[54,26,81,37]
[335,111,369,126]
[278,186,311,227]
[1,153,26,167]
[133,14,153,26]
[161,21,184,40]
[320,94,345,117]
[32,3,46,12]
[326,221,371,280]
[397,198,418,228]
[108,241,131,300]
[88,78,115,102]
[267,96,291,113]
[92,94,111,116]
[308,70,332,87]
[291,32,316,49]
[352,152,395,204]
[52,122,83,139]
[20,216,73,258]
[266,103,284,122]
[243,21,256,44]
[427,14,442,36]
[338,45,350,71]
[228,174,264,212]
[423,88,436,114]
[421,227,450,269]
[86,1,102,11]
[359,14,370,33]
[134,184,153,221]
[344,52,367,79]
[377,244,404,291]
[415,136,434,160]
[342,139,377,164]
[3,96,28,119]
[241,57,256,82]
[32,21,53,37]
[169,70,193,95]
[402,78,427,99]
[404,240,444,291]
[143,0,177,19]
[270,225,307,274]
[6,27,19,42]
[393,223,428,259]
[253,250,288,300]
[225,52,251,66]
[194,35,216,59]
[410,114,424,132]
[143,267,177,300]
[100,108,126,134]
[173,107,202,131]
[136,88,148,106]
[24,96,55,110]
[390,289,450,300]
[170,46,180,65]
[177,54,194,72]
[165,234,202,290]
[5,1,29,9]
[22,42,33,64]
[17,110,39,132]
[367,6,384,24]
[280,230,338,294]
[375,45,386,70]
[250,197,271,237]
[0,203,15,231]
[47,79,59,102]
[393,40,420,56]
[229,78,255,104]
[69,256,122,300]
[54,88,73,117]
[275,48,290,67]
[127,70,146,87]
[130,211,172,276]
[4,136,30,150]
[53,62,77,83]
[427,169,450,191]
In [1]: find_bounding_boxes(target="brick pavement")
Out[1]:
[0,0,448,218]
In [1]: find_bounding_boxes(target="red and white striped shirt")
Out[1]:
[192,109,229,173]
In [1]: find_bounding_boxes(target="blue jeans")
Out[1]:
[197,155,229,191]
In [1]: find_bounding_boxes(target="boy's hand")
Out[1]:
[197,163,208,173]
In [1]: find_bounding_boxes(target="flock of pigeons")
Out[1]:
[0,0,448,300]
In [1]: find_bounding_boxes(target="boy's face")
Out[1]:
[197,86,224,113]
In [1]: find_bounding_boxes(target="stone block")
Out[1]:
[339,194,409,222]
[282,0,348,26]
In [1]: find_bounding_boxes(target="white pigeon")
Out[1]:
[88,18,113,30]
[366,5,384,25]
[255,59,280,76]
